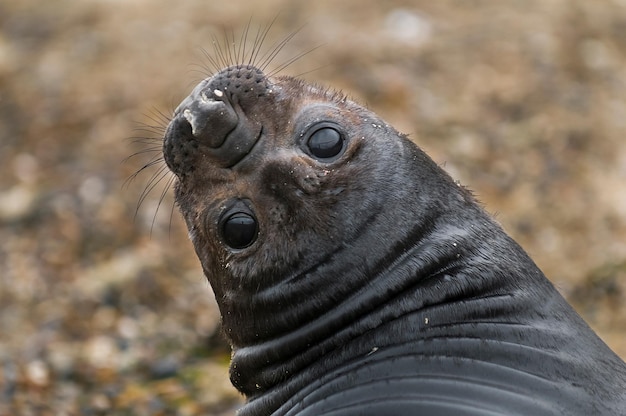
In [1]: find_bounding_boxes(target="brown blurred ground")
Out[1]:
[1,0,625,414]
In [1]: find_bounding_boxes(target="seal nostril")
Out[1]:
[181,99,238,148]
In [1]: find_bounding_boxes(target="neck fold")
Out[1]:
[226,206,521,400]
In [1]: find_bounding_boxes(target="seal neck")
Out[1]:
[226,199,536,405]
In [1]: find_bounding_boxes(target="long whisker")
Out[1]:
[257,26,304,72]
[150,172,177,236]
[199,46,220,75]
[167,178,178,239]
[187,63,213,81]
[124,103,175,229]
[249,15,280,66]
[124,155,165,189]
[211,32,229,69]
[224,27,236,68]
[238,16,254,65]
[267,43,324,77]
[123,146,162,163]
[136,164,172,218]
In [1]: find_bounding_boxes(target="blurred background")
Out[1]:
[1,0,625,414]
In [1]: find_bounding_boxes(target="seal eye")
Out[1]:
[221,212,258,249]
[307,127,344,160]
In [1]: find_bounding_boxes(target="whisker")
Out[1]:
[249,15,279,66]
[284,64,329,80]
[199,46,220,75]
[225,27,237,67]
[136,164,172,218]
[123,155,165,187]
[128,112,170,138]
[124,145,162,159]
[166,175,178,239]
[127,135,161,144]
[238,16,254,66]
[257,26,305,72]
[128,128,162,139]
[267,43,324,77]
[187,64,213,81]
[212,32,230,69]
[150,171,177,236]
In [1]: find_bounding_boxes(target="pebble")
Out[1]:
[84,336,118,369]
[25,360,49,387]
[0,186,36,222]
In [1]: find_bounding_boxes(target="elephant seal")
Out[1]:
[162,63,626,415]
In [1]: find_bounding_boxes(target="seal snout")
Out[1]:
[164,65,271,172]
[179,90,238,149]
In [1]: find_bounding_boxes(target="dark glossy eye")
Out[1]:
[221,212,258,249]
[307,127,344,159]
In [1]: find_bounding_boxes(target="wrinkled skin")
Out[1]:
[163,64,626,415]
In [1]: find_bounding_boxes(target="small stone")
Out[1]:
[91,393,111,410]
[150,355,180,379]
[25,360,49,387]
[384,9,432,46]
[85,336,117,369]
[0,185,36,222]
[117,316,139,339]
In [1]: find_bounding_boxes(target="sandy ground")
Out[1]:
[1,0,625,414]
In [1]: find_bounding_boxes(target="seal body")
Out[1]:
[163,64,626,415]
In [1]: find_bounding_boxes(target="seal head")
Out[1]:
[163,64,626,415]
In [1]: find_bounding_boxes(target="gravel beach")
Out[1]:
[1,1,625,414]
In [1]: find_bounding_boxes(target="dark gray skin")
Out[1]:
[162,64,626,415]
